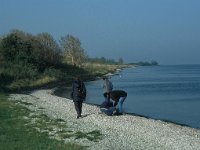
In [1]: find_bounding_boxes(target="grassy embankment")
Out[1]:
[1,62,132,92]
[0,92,103,150]
[84,63,131,77]
[0,63,132,149]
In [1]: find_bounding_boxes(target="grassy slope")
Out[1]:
[2,63,133,92]
[0,93,86,150]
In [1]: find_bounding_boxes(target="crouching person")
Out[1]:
[110,90,127,115]
[100,100,116,116]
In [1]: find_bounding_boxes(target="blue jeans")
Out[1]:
[117,96,126,113]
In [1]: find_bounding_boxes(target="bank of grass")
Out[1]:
[0,92,102,150]
[83,63,132,77]
[1,63,133,92]
[0,63,85,92]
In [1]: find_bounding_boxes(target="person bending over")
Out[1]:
[100,100,116,116]
[109,90,127,115]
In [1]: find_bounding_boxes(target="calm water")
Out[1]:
[55,65,200,129]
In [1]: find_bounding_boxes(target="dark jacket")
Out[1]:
[110,90,127,105]
[100,100,114,109]
[71,79,86,101]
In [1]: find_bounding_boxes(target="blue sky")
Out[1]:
[1,0,200,65]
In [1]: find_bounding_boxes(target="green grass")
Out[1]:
[74,130,102,142]
[0,92,86,150]
[83,63,133,78]
[1,62,132,92]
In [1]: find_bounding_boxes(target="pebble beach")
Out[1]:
[9,89,200,150]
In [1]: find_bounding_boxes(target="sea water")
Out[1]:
[86,65,200,128]
[56,65,200,129]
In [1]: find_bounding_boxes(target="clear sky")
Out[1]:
[1,0,200,65]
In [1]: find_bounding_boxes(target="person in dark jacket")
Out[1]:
[100,100,116,116]
[71,76,86,119]
[109,90,127,115]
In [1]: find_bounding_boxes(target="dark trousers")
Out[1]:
[73,101,83,117]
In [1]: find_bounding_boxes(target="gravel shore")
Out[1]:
[9,89,200,150]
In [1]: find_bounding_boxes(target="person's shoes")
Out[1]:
[77,115,82,119]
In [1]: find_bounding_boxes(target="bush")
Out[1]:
[43,68,62,79]
[0,31,62,73]
[3,62,38,80]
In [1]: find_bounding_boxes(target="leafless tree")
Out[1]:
[37,32,61,64]
[60,35,86,66]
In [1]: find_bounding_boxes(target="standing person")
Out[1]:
[71,76,86,119]
[102,77,113,101]
[109,90,127,115]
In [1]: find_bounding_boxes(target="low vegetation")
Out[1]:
[0,93,103,149]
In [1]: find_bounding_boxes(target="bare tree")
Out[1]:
[60,35,86,66]
[37,32,61,64]
[37,32,60,50]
